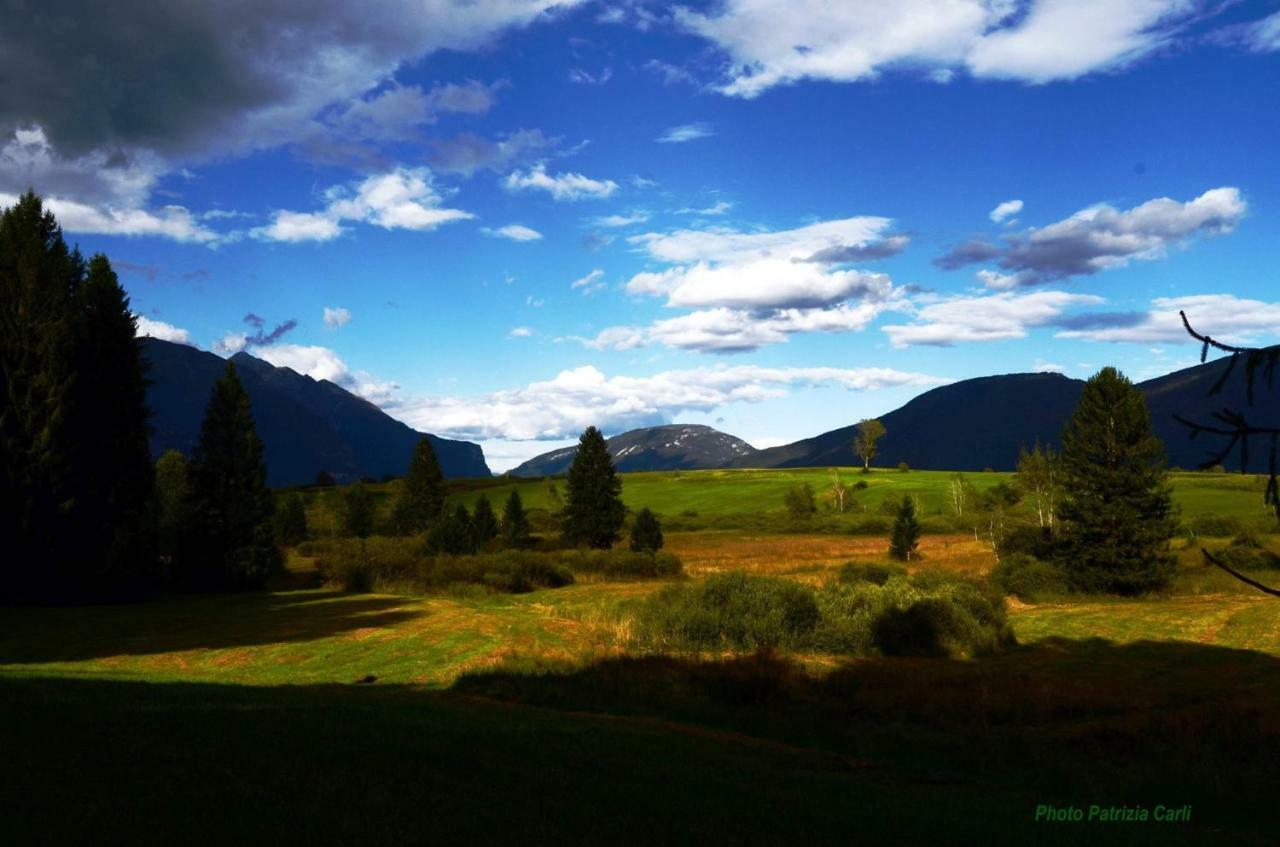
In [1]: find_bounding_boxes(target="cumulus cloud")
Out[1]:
[254,344,353,384]
[323,307,352,329]
[596,215,909,352]
[676,0,1206,97]
[508,326,534,338]
[1055,294,1280,344]
[573,301,894,353]
[990,199,1023,223]
[503,163,618,201]
[882,290,1105,347]
[135,316,192,345]
[656,122,715,143]
[939,187,1247,286]
[484,223,543,241]
[253,167,473,242]
[391,364,949,441]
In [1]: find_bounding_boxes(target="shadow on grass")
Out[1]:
[0,590,422,663]
[2,670,1272,846]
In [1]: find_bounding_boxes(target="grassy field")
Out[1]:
[301,467,1276,533]
[6,466,1280,843]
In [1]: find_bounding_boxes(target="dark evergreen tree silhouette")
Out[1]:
[562,426,625,549]
[629,507,664,553]
[425,503,475,555]
[399,437,446,533]
[501,489,532,549]
[1057,367,1176,595]
[471,494,499,547]
[1177,311,1280,596]
[0,192,154,600]
[889,496,921,561]
[185,362,279,589]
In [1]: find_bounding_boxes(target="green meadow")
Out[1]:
[4,465,1279,844]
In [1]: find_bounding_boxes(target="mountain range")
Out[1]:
[142,338,490,486]
[510,353,1279,475]
[509,424,759,476]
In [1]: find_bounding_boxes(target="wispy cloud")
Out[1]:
[656,122,715,143]
[503,163,618,201]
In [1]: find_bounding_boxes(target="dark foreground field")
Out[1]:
[3,633,1278,845]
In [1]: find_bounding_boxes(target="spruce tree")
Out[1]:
[186,362,279,588]
[501,489,532,549]
[400,436,446,533]
[155,449,192,569]
[1057,367,1176,594]
[562,426,625,549]
[471,494,499,547]
[0,192,154,599]
[629,507,664,553]
[889,496,921,561]
[425,503,475,555]
[343,483,375,539]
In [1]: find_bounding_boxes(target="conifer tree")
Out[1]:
[400,436,446,533]
[562,426,625,549]
[629,507,664,553]
[186,362,278,588]
[155,449,192,568]
[501,489,532,549]
[0,192,154,598]
[425,502,475,555]
[471,494,498,547]
[343,483,375,539]
[1057,367,1176,594]
[889,496,921,561]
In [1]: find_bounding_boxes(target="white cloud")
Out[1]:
[883,290,1104,347]
[575,301,895,353]
[134,316,192,345]
[568,67,613,85]
[630,216,894,265]
[631,260,893,311]
[1242,11,1280,51]
[323,307,352,329]
[592,211,650,227]
[571,268,607,295]
[484,223,543,241]
[1034,360,1066,374]
[254,344,352,384]
[1055,294,1280,344]
[675,200,733,216]
[253,167,473,242]
[508,326,534,338]
[656,122,715,143]
[503,164,618,201]
[676,0,1201,97]
[990,199,1023,223]
[392,364,949,441]
[940,187,1247,285]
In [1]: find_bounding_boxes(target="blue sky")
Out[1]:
[4,0,1280,470]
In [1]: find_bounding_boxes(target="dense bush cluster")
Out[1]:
[299,537,682,594]
[991,553,1069,602]
[635,569,1012,659]
[1210,533,1280,572]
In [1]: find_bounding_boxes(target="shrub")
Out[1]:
[630,508,665,553]
[1212,534,1280,571]
[897,461,910,473]
[991,553,1068,601]
[853,480,869,490]
[998,525,1057,560]
[637,572,820,651]
[848,516,889,535]
[559,549,683,579]
[425,504,476,555]
[837,561,906,586]
[783,484,818,519]
[1183,514,1245,538]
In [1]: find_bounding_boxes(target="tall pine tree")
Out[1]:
[1057,367,1176,594]
[501,489,531,549]
[562,426,625,549]
[0,192,154,599]
[397,436,446,533]
[185,362,279,589]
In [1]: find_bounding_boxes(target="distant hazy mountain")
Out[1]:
[508,424,759,476]
[728,353,1280,472]
[142,338,490,485]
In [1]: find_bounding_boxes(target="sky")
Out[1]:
[3,0,1279,471]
